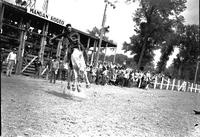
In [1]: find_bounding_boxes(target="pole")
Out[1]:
[95,3,108,67]
[194,61,199,84]
[0,1,5,34]
[113,47,117,64]
[103,43,108,63]
[90,40,97,66]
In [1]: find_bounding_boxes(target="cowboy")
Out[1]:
[50,24,84,69]
[6,48,17,77]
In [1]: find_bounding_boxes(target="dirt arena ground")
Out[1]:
[1,74,200,137]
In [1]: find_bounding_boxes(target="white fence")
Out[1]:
[153,76,200,93]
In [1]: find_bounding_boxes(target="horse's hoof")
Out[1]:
[86,84,90,88]
[67,86,70,90]
[72,87,76,91]
[77,88,81,92]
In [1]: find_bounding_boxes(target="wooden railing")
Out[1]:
[153,76,200,93]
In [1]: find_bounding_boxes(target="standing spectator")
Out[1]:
[60,60,66,81]
[45,57,52,80]
[50,57,59,84]
[34,58,42,78]
[6,48,17,77]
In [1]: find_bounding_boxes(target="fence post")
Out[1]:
[166,78,170,90]
[154,76,157,89]
[177,80,180,91]
[195,84,197,93]
[184,81,187,92]
[178,81,186,92]
[160,77,164,90]
[172,79,175,91]
[190,83,193,92]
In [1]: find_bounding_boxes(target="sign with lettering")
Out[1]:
[27,8,65,26]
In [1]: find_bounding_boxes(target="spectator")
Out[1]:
[34,58,42,78]
[60,60,66,81]
[6,48,17,77]
[45,57,52,80]
[50,57,59,84]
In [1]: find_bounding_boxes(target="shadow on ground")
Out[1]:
[45,90,84,102]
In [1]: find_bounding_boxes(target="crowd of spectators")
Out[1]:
[85,61,156,90]
[43,59,159,90]
[1,48,162,90]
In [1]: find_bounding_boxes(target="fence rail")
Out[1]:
[153,76,200,93]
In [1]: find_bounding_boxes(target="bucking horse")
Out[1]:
[63,43,90,93]
[49,35,90,97]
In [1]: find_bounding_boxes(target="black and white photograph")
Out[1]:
[1,0,199,136]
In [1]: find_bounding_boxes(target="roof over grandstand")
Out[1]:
[2,0,117,48]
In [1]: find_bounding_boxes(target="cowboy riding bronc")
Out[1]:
[49,24,84,69]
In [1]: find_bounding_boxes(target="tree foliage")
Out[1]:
[171,25,200,81]
[123,0,187,69]
[87,27,114,42]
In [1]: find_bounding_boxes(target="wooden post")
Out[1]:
[160,77,164,89]
[0,1,5,34]
[190,83,193,92]
[194,61,200,84]
[154,76,157,89]
[178,81,186,92]
[86,38,91,54]
[172,79,175,91]
[86,38,90,64]
[90,40,97,66]
[166,78,170,90]
[56,29,64,59]
[177,80,181,91]
[103,43,108,63]
[184,82,187,92]
[16,19,28,75]
[195,84,197,93]
[39,22,49,65]
[113,47,117,64]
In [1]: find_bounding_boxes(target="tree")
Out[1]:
[123,0,187,69]
[87,27,101,38]
[156,33,181,73]
[87,26,112,41]
[172,25,200,81]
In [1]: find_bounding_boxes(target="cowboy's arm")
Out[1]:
[70,32,80,43]
[51,32,67,41]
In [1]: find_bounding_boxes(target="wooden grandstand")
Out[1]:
[0,0,117,77]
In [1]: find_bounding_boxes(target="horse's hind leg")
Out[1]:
[83,71,90,88]
[72,69,78,91]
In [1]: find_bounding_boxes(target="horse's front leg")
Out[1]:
[67,68,71,90]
